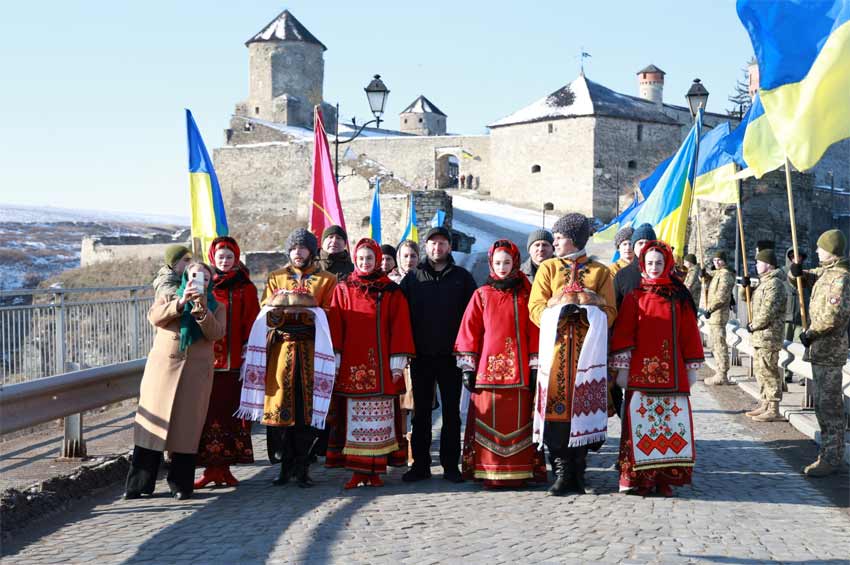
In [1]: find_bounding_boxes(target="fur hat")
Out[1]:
[287,228,318,256]
[614,226,635,248]
[164,244,191,268]
[380,244,397,261]
[630,223,657,244]
[552,213,590,249]
[817,229,846,257]
[526,229,554,251]
[756,248,777,267]
[684,253,698,265]
[321,225,348,243]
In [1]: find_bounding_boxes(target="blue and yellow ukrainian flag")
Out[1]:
[369,179,381,244]
[738,0,850,171]
[399,193,419,244]
[739,93,785,178]
[186,109,228,258]
[630,110,703,258]
[694,122,738,204]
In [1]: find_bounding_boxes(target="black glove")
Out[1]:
[741,275,751,288]
[799,330,814,348]
[529,369,537,392]
[559,303,581,320]
[746,323,753,333]
[698,308,709,318]
[789,262,803,278]
[462,371,476,393]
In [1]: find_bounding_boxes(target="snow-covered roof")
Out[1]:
[245,10,327,50]
[233,115,314,141]
[336,122,416,139]
[488,74,681,128]
[400,95,447,117]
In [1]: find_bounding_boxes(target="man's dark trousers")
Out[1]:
[410,355,462,470]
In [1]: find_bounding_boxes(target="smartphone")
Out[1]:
[190,270,205,293]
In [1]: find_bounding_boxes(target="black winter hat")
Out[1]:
[756,248,778,267]
[424,226,452,243]
[287,228,318,256]
[552,213,591,249]
[321,225,348,242]
[631,223,657,244]
[380,244,397,261]
[526,229,554,251]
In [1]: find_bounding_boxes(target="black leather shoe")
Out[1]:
[173,491,191,500]
[123,491,142,500]
[402,467,432,482]
[272,464,293,486]
[547,458,571,496]
[442,467,465,483]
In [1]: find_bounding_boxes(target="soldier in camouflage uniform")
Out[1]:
[702,250,736,385]
[742,249,787,421]
[790,230,850,477]
[683,253,702,308]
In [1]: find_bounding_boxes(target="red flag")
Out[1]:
[310,107,346,239]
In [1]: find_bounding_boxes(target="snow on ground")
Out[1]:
[0,205,187,226]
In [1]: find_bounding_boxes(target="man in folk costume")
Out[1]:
[326,239,416,488]
[609,241,704,497]
[701,250,736,385]
[237,228,337,487]
[455,239,546,488]
[740,248,787,422]
[608,226,635,277]
[529,213,616,496]
[790,230,850,477]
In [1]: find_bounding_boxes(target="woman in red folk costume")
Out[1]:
[609,241,704,497]
[327,238,416,489]
[454,239,545,488]
[195,237,260,488]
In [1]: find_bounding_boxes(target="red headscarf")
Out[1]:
[207,236,251,289]
[638,240,696,310]
[487,239,531,293]
[347,238,395,293]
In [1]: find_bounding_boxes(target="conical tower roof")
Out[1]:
[400,95,447,117]
[245,10,327,50]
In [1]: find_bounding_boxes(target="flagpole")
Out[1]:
[784,157,809,329]
[694,205,708,308]
[684,109,703,262]
[735,172,753,321]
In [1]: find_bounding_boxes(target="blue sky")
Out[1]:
[0,1,752,218]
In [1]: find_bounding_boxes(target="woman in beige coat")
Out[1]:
[125,261,225,500]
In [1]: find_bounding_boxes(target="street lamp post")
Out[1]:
[334,74,390,183]
[594,162,622,217]
[542,202,554,228]
[684,78,709,265]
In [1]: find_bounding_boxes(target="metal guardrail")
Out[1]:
[0,286,154,386]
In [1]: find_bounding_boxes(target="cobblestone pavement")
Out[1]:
[3,372,849,565]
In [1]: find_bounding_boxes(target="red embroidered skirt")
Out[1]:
[462,388,546,486]
[197,370,254,467]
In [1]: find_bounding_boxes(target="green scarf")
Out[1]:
[176,270,219,352]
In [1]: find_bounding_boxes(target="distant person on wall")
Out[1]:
[380,244,397,275]
[194,237,260,489]
[609,241,703,497]
[152,244,192,299]
[326,239,415,488]
[608,226,635,276]
[388,240,419,284]
[318,225,354,281]
[125,261,225,500]
[460,175,466,189]
[400,227,477,483]
[455,239,545,488]
[520,229,555,282]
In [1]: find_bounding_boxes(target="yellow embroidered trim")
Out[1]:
[342,442,400,457]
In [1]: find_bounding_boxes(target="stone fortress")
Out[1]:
[215,9,849,262]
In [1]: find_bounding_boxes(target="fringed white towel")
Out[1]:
[532,305,609,448]
[235,307,336,431]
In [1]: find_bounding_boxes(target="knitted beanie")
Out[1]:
[380,244,397,261]
[756,248,777,267]
[713,249,729,262]
[321,225,348,243]
[424,226,452,243]
[817,229,846,256]
[287,228,318,256]
[684,253,698,265]
[526,229,554,251]
[164,244,191,268]
[552,213,590,249]
[630,223,657,244]
[614,226,635,248]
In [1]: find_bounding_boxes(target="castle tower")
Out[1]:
[399,95,447,136]
[636,64,665,105]
[241,10,327,128]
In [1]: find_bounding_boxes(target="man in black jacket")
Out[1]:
[613,223,657,307]
[400,227,477,483]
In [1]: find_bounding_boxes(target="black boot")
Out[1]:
[547,456,571,496]
[272,430,295,486]
[125,446,161,499]
[294,456,315,488]
[272,461,294,486]
[571,448,594,495]
[167,452,196,500]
